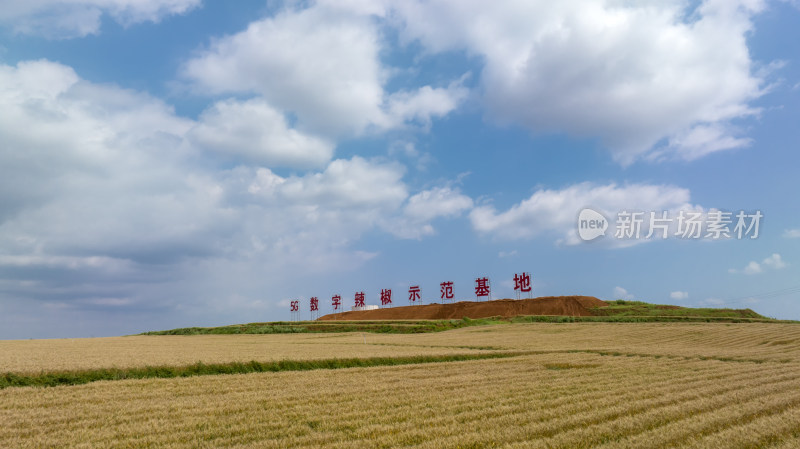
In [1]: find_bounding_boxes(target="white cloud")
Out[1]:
[0,59,194,228]
[743,261,763,275]
[784,229,800,238]
[0,59,474,324]
[384,81,470,130]
[0,55,472,294]
[730,253,787,275]
[670,291,689,301]
[274,157,408,209]
[762,253,787,269]
[469,182,695,245]
[217,157,410,271]
[613,286,634,300]
[404,186,473,222]
[382,186,473,239]
[654,124,752,162]
[0,254,134,272]
[0,0,200,38]
[182,4,382,136]
[187,98,334,169]
[181,2,466,137]
[390,0,770,164]
[177,0,773,170]
[0,54,226,309]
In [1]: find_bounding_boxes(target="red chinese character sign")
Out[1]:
[354,291,365,308]
[514,272,532,299]
[475,277,491,300]
[290,272,537,317]
[440,281,454,303]
[408,285,421,304]
[380,289,392,307]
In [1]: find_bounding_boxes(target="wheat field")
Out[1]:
[0,333,494,374]
[2,322,800,448]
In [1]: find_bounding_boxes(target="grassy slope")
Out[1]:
[592,300,767,319]
[140,300,789,336]
[139,320,471,335]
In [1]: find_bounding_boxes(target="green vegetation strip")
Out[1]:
[507,315,787,324]
[139,320,477,335]
[0,352,526,390]
[141,313,791,337]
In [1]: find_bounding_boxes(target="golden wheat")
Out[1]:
[2,322,800,448]
[0,333,491,374]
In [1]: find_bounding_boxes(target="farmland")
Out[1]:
[0,333,497,375]
[3,322,800,447]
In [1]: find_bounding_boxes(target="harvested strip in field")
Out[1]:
[0,334,499,374]
[0,351,524,389]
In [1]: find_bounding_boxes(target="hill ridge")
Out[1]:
[319,295,608,321]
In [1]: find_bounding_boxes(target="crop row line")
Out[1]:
[0,351,529,390]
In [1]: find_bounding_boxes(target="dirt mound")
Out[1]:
[318,295,607,321]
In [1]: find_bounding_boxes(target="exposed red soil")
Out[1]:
[318,295,608,321]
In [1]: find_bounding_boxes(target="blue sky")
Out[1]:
[1,0,799,339]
